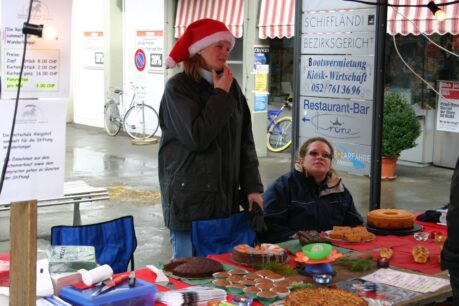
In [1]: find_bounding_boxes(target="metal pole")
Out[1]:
[370,0,388,211]
[291,0,302,168]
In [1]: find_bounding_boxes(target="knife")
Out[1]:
[91,274,130,296]
[146,264,177,290]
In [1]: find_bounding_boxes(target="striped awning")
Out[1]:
[258,0,295,39]
[387,0,459,35]
[174,0,244,38]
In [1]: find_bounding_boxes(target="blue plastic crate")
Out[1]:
[59,278,157,306]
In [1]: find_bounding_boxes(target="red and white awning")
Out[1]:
[174,0,244,38]
[387,0,459,35]
[258,0,295,39]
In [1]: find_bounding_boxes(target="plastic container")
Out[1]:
[59,278,156,306]
[302,243,332,260]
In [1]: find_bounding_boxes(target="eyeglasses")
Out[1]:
[307,151,332,160]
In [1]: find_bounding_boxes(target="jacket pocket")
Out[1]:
[171,174,218,221]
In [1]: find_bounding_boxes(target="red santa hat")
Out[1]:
[165,18,235,68]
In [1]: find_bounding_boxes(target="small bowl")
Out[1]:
[213,271,231,279]
[226,284,245,295]
[227,275,245,283]
[256,290,278,304]
[414,232,429,241]
[270,286,290,298]
[212,279,231,288]
[243,286,261,298]
[302,243,332,260]
[255,281,274,291]
[228,268,249,275]
[265,273,284,282]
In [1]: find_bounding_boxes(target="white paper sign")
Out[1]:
[0,99,66,203]
[361,268,450,293]
[300,55,374,100]
[436,80,459,133]
[1,0,72,98]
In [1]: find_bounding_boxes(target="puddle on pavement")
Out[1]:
[67,147,157,177]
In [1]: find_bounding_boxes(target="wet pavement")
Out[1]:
[0,123,454,269]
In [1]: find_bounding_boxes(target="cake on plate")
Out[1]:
[163,257,223,278]
[231,243,288,266]
[367,209,414,230]
[285,288,368,306]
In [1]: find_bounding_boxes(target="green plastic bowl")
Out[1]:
[302,243,332,260]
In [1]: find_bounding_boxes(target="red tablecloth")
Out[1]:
[330,222,447,275]
[0,253,9,287]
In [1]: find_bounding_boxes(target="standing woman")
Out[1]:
[158,19,263,259]
[258,137,363,243]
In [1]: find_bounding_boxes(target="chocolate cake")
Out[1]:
[231,243,288,266]
[297,230,330,245]
[163,257,224,278]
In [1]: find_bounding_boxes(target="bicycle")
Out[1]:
[266,96,293,152]
[104,82,159,139]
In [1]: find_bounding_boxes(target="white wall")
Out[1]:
[72,0,164,129]
[123,0,165,136]
[72,0,105,127]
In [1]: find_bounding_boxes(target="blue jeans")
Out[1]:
[169,229,193,259]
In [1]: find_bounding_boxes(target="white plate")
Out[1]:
[323,230,375,243]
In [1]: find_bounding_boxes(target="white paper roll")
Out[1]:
[80,264,113,286]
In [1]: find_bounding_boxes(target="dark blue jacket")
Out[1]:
[258,170,363,243]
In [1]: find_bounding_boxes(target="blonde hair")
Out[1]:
[182,54,206,82]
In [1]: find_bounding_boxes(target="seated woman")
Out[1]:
[258,137,364,243]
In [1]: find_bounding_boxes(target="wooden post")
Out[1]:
[9,201,37,306]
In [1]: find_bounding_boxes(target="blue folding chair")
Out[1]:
[51,215,137,273]
[191,212,256,257]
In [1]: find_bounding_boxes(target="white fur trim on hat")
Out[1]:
[165,18,235,69]
[188,31,235,57]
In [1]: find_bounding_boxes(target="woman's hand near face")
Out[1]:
[213,65,233,92]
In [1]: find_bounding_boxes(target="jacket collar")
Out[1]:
[293,168,344,196]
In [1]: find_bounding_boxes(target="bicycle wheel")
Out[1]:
[266,116,293,152]
[123,104,159,139]
[104,101,122,136]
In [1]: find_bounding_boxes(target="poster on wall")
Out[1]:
[82,31,104,69]
[1,0,72,98]
[436,80,459,133]
[0,99,66,202]
[135,30,164,74]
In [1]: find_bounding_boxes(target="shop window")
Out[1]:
[268,38,293,104]
[385,34,459,109]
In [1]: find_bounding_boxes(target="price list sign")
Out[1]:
[1,0,72,99]
[5,49,60,91]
